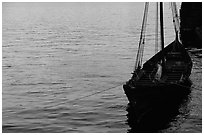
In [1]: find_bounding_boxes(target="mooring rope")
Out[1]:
[43,82,125,109]
[69,82,125,103]
[42,80,201,109]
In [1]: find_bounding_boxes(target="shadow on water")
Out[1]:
[126,90,191,133]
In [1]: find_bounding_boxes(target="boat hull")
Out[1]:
[123,79,191,104]
[123,40,192,104]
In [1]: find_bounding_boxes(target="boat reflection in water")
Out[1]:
[126,89,191,133]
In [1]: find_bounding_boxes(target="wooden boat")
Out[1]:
[123,2,192,104]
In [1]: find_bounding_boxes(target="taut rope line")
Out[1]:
[69,82,125,103]
[42,81,201,109]
[43,82,125,109]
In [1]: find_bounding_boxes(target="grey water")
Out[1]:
[2,2,202,133]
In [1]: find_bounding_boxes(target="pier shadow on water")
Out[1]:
[126,90,191,133]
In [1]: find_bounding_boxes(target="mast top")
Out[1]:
[160,2,165,50]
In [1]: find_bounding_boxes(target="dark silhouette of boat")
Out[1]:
[123,2,192,105]
[126,89,191,132]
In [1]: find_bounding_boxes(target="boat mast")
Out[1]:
[170,2,180,42]
[155,2,159,53]
[160,2,165,50]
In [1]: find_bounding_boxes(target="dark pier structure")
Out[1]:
[180,2,202,48]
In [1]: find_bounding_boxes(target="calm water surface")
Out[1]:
[2,2,201,132]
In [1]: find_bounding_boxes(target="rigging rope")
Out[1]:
[134,2,149,71]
